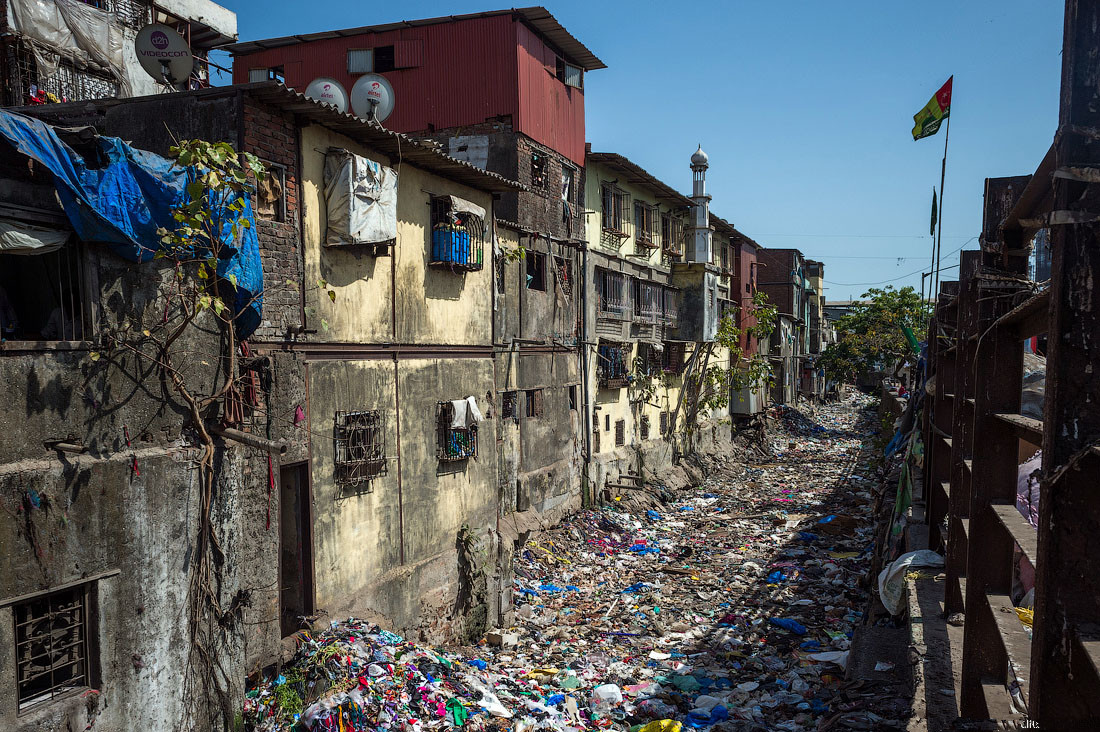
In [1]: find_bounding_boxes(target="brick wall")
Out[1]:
[513,135,584,242]
[242,99,303,341]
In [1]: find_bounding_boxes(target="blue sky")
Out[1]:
[217,1,1063,300]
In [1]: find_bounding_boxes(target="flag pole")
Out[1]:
[932,112,951,302]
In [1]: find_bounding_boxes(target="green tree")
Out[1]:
[818,285,929,383]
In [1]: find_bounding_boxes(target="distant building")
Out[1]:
[757,248,810,404]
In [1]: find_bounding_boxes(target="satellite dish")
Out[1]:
[135,24,193,85]
[350,74,395,123]
[303,77,349,113]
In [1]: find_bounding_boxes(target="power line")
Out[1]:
[822,237,978,287]
[754,233,973,239]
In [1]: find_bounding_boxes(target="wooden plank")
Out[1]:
[981,680,1024,722]
[991,503,1039,566]
[992,412,1044,445]
[999,289,1051,339]
[986,592,1033,700]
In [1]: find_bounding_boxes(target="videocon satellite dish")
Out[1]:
[350,74,395,123]
[304,77,349,113]
[135,24,194,85]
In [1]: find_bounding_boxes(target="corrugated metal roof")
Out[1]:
[243,82,526,193]
[222,6,606,71]
[586,152,693,208]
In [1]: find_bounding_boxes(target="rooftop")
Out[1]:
[222,6,606,71]
[587,151,693,208]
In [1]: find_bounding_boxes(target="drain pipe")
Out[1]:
[579,244,593,504]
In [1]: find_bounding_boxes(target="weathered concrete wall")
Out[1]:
[0,251,279,730]
[306,356,502,641]
[299,124,494,346]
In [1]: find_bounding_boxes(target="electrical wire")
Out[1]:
[822,237,978,287]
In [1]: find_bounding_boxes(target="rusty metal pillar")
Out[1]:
[1031,0,1100,724]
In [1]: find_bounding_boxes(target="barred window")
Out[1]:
[640,415,650,440]
[614,419,625,446]
[334,410,387,487]
[597,343,629,388]
[634,203,659,250]
[660,411,669,434]
[661,213,685,258]
[437,401,479,461]
[596,268,628,318]
[660,287,680,327]
[531,151,548,192]
[569,385,577,410]
[634,280,661,323]
[662,342,687,375]
[429,196,485,271]
[601,184,630,235]
[15,585,90,708]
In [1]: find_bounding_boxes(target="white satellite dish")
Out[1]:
[303,77,349,114]
[350,74,395,123]
[135,24,193,85]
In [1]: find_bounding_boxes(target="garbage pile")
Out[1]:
[246,393,902,731]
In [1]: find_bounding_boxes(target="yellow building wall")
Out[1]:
[300,124,494,346]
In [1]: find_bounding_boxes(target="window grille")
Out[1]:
[597,343,629,388]
[634,280,661,323]
[525,389,543,418]
[614,419,625,446]
[0,241,90,342]
[555,58,583,89]
[347,48,374,74]
[660,411,669,434]
[15,585,89,708]
[495,255,506,294]
[601,184,630,237]
[640,415,650,440]
[633,203,659,251]
[553,256,573,297]
[429,196,485,271]
[596,268,628,318]
[501,391,518,420]
[662,342,687,374]
[6,37,120,106]
[334,410,386,487]
[719,243,731,273]
[437,401,478,461]
[660,287,680,327]
[661,213,685,258]
[593,424,600,452]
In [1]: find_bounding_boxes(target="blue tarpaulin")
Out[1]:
[0,109,263,337]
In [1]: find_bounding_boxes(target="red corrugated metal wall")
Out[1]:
[514,23,585,165]
[231,15,587,165]
[232,16,519,138]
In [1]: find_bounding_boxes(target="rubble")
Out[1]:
[245,393,907,731]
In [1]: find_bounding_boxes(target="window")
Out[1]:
[561,166,575,205]
[634,203,658,250]
[553,255,573,297]
[249,66,284,83]
[640,415,650,440]
[495,253,506,294]
[429,195,485,271]
[660,287,680,327]
[569,385,577,410]
[255,161,286,222]
[501,390,518,420]
[525,251,546,291]
[597,343,629,388]
[719,242,731,273]
[437,401,478,461]
[374,46,396,72]
[601,184,630,235]
[555,57,583,89]
[615,419,625,446]
[595,268,628,318]
[636,343,661,376]
[593,424,600,452]
[334,410,386,487]
[661,213,684,258]
[604,414,610,431]
[634,280,661,323]
[347,49,374,74]
[662,342,686,375]
[660,411,669,434]
[525,389,544,418]
[15,585,90,708]
[1,241,89,343]
[530,151,548,192]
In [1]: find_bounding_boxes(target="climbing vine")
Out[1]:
[89,139,266,729]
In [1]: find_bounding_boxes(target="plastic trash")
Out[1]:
[877,549,945,614]
[769,617,807,635]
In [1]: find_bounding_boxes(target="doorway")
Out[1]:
[279,462,314,638]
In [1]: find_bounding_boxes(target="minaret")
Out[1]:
[688,144,712,263]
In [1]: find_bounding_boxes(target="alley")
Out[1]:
[245,393,908,731]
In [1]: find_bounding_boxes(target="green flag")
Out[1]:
[930,188,937,237]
